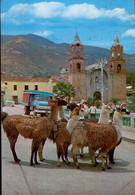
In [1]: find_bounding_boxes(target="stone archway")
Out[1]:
[93,91,101,100]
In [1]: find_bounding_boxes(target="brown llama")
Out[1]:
[70,104,130,170]
[2,99,67,166]
[37,104,79,167]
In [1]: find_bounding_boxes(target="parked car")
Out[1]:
[4,99,15,107]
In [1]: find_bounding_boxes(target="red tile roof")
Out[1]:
[1,74,68,83]
[51,75,69,83]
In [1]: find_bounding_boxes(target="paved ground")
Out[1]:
[1,105,135,195]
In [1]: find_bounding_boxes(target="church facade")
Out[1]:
[60,32,126,103]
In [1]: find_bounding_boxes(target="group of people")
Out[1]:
[83,101,97,119]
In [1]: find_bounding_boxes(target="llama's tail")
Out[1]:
[1,112,8,123]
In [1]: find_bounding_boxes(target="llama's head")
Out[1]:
[48,99,67,107]
[67,103,78,111]
[102,102,113,111]
[70,104,88,117]
[116,103,130,115]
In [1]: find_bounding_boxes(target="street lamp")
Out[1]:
[48,79,52,93]
[98,59,108,103]
[1,82,8,107]
[78,87,81,102]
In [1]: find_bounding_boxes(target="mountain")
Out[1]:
[1,34,134,77]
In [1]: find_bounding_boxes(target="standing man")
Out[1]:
[89,103,96,118]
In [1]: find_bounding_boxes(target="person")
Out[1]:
[83,102,90,119]
[89,103,96,118]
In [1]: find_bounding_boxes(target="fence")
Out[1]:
[64,109,135,130]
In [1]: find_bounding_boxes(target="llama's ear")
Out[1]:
[116,105,120,111]
[109,102,113,108]
[81,104,84,109]
[48,100,55,106]
[121,103,126,109]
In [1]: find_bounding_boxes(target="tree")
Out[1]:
[53,82,76,101]
[87,97,96,107]
[127,94,135,113]
[110,97,120,106]
[126,70,135,90]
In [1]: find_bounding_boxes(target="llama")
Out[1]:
[37,105,69,162]
[98,103,112,124]
[69,102,112,158]
[2,99,67,166]
[70,104,130,170]
[38,103,85,167]
[54,103,87,166]
[1,111,8,122]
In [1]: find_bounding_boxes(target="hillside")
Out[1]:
[1,34,134,77]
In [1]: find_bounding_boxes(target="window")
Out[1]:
[14,85,17,90]
[95,76,99,83]
[117,64,121,73]
[35,85,38,91]
[24,85,29,90]
[77,63,81,72]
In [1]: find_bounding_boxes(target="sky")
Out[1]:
[1,0,135,54]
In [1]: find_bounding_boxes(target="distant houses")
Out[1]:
[1,73,68,104]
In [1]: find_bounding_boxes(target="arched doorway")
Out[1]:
[93,91,101,100]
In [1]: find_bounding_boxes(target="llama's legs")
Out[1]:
[80,147,84,158]
[71,146,80,169]
[100,153,106,171]
[61,144,65,162]
[38,139,46,161]
[64,144,70,165]
[30,139,40,165]
[4,123,20,163]
[56,145,61,167]
[61,153,65,162]
[89,147,96,167]
[109,138,122,164]
[108,148,115,164]
[106,154,111,169]
[34,141,41,165]
[9,136,20,163]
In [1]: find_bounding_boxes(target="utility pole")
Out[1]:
[98,59,108,103]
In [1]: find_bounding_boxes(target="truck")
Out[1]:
[23,90,54,116]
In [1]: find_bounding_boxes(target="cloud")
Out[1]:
[34,31,53,37]
[103,8,135,21]
[32,2,65,18]
[122,29,135,37]
[62,3,101,19]
[2,2,135,23]
[1,3,33,24]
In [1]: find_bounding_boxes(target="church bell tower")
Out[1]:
[68,30,86,101]
[109,33,126,101]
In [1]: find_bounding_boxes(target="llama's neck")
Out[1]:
[58,106,68,121]
[98,109,110,124]
[50,105,59,123]
[66,115,80,134]
[112,111,123,142]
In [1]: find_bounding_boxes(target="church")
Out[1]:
[60,31,126,103]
